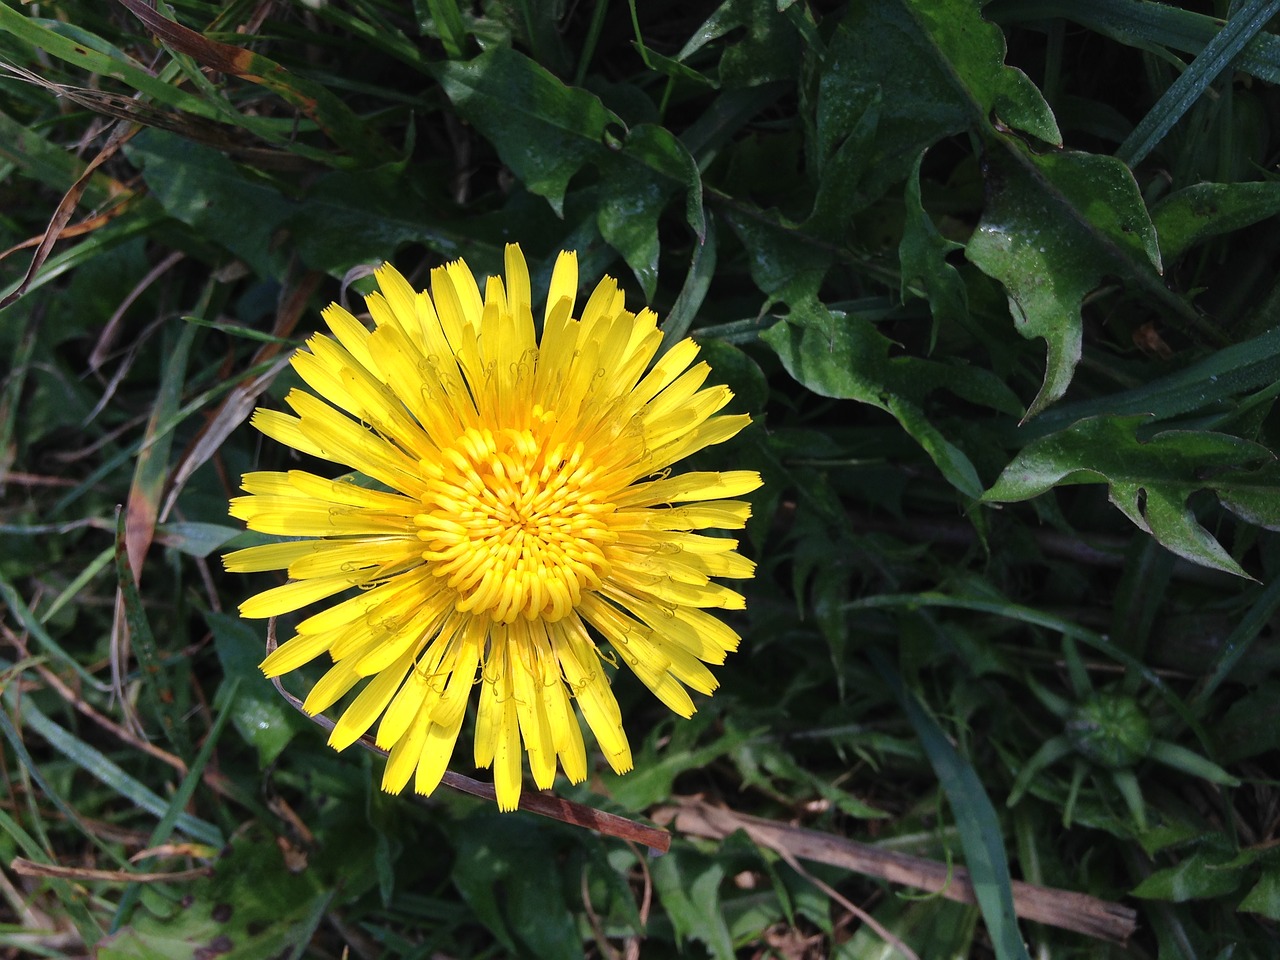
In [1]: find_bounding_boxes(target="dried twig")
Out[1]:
[659,798,1137,945]
[10,857,213,884]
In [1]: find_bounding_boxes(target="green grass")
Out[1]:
[3,1,1280,957]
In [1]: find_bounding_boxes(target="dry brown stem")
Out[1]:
[659,798,1137,945]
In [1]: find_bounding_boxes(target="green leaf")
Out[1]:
[98,836,328,960]
[651,846,736,960]
[1030,325,1280,435]
[1131,847,1245,902]
[6,688,222,846]
[155,522,241,558]
[1239,864,1280,921]
[434,45,619,215]
[607,713,756,811]
[1152,181,1280,263]
[1196,576,1280,706]
[125,129,295,278]
[817,0,1060,204]
[678,0,802,90]
[699,337,769,415]
[289,167,502,276]
[805,89,881,234]
[118,0,397,164]
[984,414,1273,577]
[0,7,231,121]
[965,143,1163,418]
[661,219,718,351]
[421,0,471,59]
[1216,681,1280,763]
[900,152,968,333]
[0,107,134,210]
[597,123,705,298]
[1146,741,1239,786]
[207,612,305,766]
[451,816,583,960]
[761,298,1022,498]
[116,510,191,756]
[720,208,830,305]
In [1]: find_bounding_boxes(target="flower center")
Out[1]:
[415,424,615,623]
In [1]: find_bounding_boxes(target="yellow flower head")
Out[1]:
[226,244,761,810]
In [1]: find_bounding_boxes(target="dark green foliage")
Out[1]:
[3,1,1280,958]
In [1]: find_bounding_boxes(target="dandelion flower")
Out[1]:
[225,244,761,810]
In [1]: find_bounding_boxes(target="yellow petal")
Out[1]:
[554,617,631,774]
[259,627,339,677]
[381,701,431,793]
[223,539,326,573]
[504,243,531,317]
[616,470,764,508]
[328,645,418,751]
[239,574,363,619]
[303,659,361,715]
[320,303,377,373]
[251,409,326,459]
[545,249,578,324]
[414,708,467,797]
[511,630,555,789]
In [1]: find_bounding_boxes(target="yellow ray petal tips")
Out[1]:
[226,245,761,811]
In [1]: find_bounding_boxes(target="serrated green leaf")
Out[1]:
[597,123,704,298]
[1030,324,1280,434]
[818,0,1060,204]
[965,143,1163,418]
[985,414,1273,576]
[1239,864,1280,920]
[1131,847,1245,902]
[720,209,830,305]
[651,847,736,960]
[761,298,1022,497]
[434,46,618,215]
[1152,181,1280,263]
[678,0,802,90]
[901,152,968,334]
[805,90,880,234]
[1216,460,1280,530]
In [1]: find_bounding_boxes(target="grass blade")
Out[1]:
[1116,0,1280,166]
[6,685,222,847]
[871,649,1030,960]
